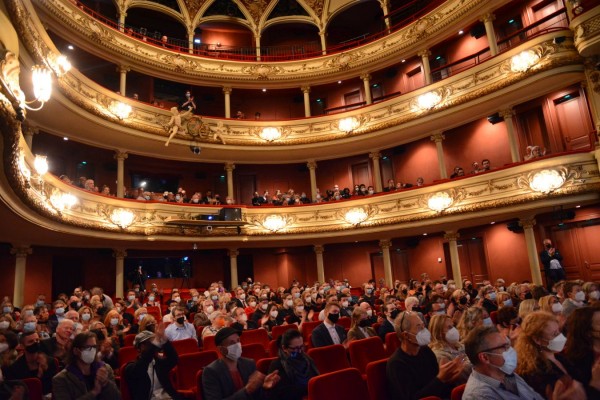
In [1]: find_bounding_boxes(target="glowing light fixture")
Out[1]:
[110,208,136,229]
[344,207,369,225]
[338,117,360,133]
[50,192,78,211]
[510,50,539,73]
[23,65,53,111]
[262,215,287,232]
[260,127,281,142]
[427,192,453,212]
[417,91,441,110]
[110,101,132,120]
[56,55,72,75]
[529,169,565,194]
[34,155,48,176]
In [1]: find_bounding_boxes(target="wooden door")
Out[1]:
[444,238,489,284]
[551,228,582,279]
[517,106,550,152]
[554,95,593,151]
[578,223,600,281]
[352,162,371,187]
[406,67,423,93]
[236,174,256,205]
[392,250,410,283]
[531,0,564,33]
[370,253,385,283]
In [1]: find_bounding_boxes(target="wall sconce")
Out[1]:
[529,169,566,194]
[510,50,539,73]
[50,191,78,211]
[55,55,72,76]
[110,101,132,120]
[34,155,49,176]
[416,91,441,110]
[262,214,287,232]
[259,127,281,142]
[344,207,369,225]
[25,65,52,111]
[338,117,359,133]
[427,192,453,212]
[109,208,136,229]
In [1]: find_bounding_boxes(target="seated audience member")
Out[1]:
[428,314,472,384]
[462,325,584,399]
[495,306,521,345]
[457,306,489,342]
[562,306,600,395]
[538,295,566,330]
[518,299,539,321]
[52,332,120,399]
[480,285,499,314]
[387,311,464,399]
[202,327,280,400]
[259,302,281,332]
[48,299,67,333]
[561,281,586,318]
[40,318,74,368]
[358,302,377,327]
[164,307,197,342]
[450,167,464,179]
[267,329,319,400]
[379,302,399,341]
[347,307,377,342]
[471,161,480,174]
[202,311,225,340]
[3,331,58,395]
[311,303,347,348]
[287,298,310,329]
[123,328,181,400]
[231,306,257,331]
[193,299,215,328]
[89,321,119,371]
[481,159,491,171]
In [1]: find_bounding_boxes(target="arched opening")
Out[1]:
[125,7,187,47]
[195,21,254,58]
[261,23,320,60]
[326,1,384,49]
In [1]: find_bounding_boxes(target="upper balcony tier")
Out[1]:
[28,0,509,88]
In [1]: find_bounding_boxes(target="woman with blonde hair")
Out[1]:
[539,295,566,331]
[347,307,377,342]
[78,306,94,331]
[139,314,157,332]
[428,314,471,384]
[518,299,539,320]
[515,311,579,398]
[456,306,489,342]
[496,291,513,309]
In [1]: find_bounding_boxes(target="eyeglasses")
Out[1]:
[287,345,304,352]
[481,341,511,354]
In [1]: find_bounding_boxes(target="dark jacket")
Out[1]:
[266,355,319,400]
[378,319,395,342]
[123,340,181,400]
[310,322,347,348]
[202,357,259,400]
[52,361,120,400]
[3,353,58,394]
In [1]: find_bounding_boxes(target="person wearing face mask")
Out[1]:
[428,314,472,384]
[311,303,347,348]
[358,283,376,307]
[480,285,499,314]
[203,327,280,400]
[348,307,377,342]
[165,307,197,343]
[388,311,464,399]
[78,306,95,332]
[583,282,600,306]
[267,329,318,400]
[540,239,566,291]
[358,301,378,327]
[48,300,67,334]
[495,306,521,345]
[260,303,282,333]
[338,295,353,318]
[4,331,58,395]
[561,281,586,318]
[52,332,120,399]
[231,307,257,331]
[378,302,399,341]
[103,310,130,347]
[514,311,593,398]
[457,306,488,342]
[123,290,141,311]
[251,298,270,326]
[123,326,181,400]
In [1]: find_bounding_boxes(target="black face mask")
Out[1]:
[176,317,185,325]
[90,329,105,341]
[390,309,400,320]
[70,301,80,311]
[459,297,468,305]
[328,313,340,323]
[25,342,40,354]
[524,293,533,300]
[546,243,552,249]
[359,319,370,328]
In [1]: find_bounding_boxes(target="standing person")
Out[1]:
[540,238,566,291]
[180,90,196,113]
[52,332,121,399]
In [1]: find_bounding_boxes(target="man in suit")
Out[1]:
[311,302,347,348]
[202,327,280,400]
[379,302,399,341]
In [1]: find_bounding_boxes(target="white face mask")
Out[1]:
[80,348,97,364]
[497,347,518,375]
[286,300,294,307]
[148,296,155,302]
[547,333,567,353]
[0,321,9,330]
[128,295,135,302]
[239,294,246,300]
[82,313,91,322]
[589,290,600,300]
[366,310,373,317]
[445,327,460,344]
[551,303,563,313]
[239,314,248,323]
[342,301,349,308]
[206,306,214,314]
[305,297,312,303]
[488,292,497,301]
[411,328,431,346]
[483,317,493,327]
[270,310,278,318]
[0,342,8,353]
[110,318,119,326]
[575,291,586,302]
[249,302,256,308]
[261,303,268,311]
[225,342,242,361]
[503,299,513,307]
[296,306,304,312]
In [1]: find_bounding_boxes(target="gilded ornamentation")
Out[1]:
[303,0,324,19]
[517,166,583,194]
[238,0,269,25]
[241,64,283,79]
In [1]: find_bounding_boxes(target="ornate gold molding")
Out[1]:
[572,5,600,57]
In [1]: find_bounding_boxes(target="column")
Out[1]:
[379,240,393,288]
[480,13,498,56]
[319,31,327,55]
[187,31,194,54]
[301,86,311,117]
[369,151,383,192]
[418,50,432,85]
[223,87,232,118]
[118,65,130,96]
[114,151,128,198]
[229,249,239,289]
[583,63,600,142]
[118,12,126,32]
[255,34,261,61]
[519,218,543,285]
[314,245,325,283]
[10,246,31,308]
[22,125,38,150]
[500,109,520,162]
[113,249,127,298]
[224,162,235,200]
[444,232,462,288]
[307,161,318,202]
[430,132,447,179]
[380,1,391,33]
[361,73,373,105]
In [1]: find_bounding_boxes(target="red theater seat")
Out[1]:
[366,359,390,400]
[174,351,219,398]
[451,383,467,400]
[241,343,268,362]
[385,332,400,356]
[22,378,43,400]
[239,329,270,349]
[172,338,200,355]
[256,357,277,374]
[307,344,350,374]
[308,368,368,400]
[348,337,386,376]
[118,346,139,368]
[271,324,297,341]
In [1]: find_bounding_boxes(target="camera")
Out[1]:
[190,145,201,155]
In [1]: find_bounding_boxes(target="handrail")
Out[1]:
[324,101,367,114]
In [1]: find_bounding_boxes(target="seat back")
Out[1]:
[366,359,390,400]
[308,368,368,400]
[271,324,297,341]
[337,317,351,329]
[385,332,400,356]
[172,338,200,355]
[176,351,219,391]
[22,378,43,400]
[239,329,270,349]
[301,321,321,344]
[348,337,386,374]
[256,357,277,374]
[267,339,279,357]
[451,383,467,400]
[307,344,350,374]
[120,364,132,400]
[490,310,498,325]
[202,334,217,351]
[123,334,136,347]
[118,346,139,367]
[195,369,204,400]
[241,343,268,362]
